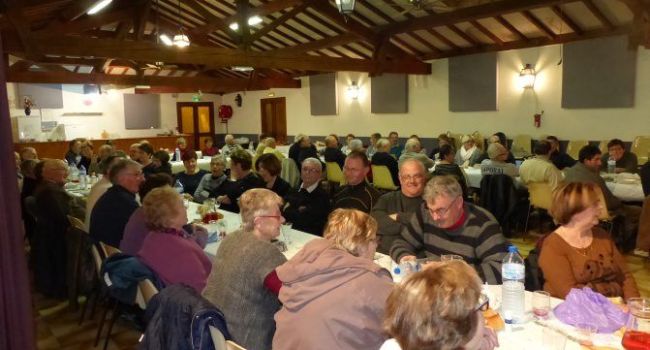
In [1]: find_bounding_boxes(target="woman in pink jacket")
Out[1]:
[273,209,394,350]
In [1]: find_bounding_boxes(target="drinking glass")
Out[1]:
[622,298,650,350]
[440,254,463,262]
[532,291,551,319]
[540,327,567,350]
[216,220,228,240]
[281,223,293,246]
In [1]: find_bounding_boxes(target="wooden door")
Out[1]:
[177,102,215,151]
[260,97,287,144]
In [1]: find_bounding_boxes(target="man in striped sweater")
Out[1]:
[390,175,509,284]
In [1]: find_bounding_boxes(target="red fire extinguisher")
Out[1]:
[534,111,543,128]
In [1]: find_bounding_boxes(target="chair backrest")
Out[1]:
[598,140,609,154]
[99,242,122,258]
[566,140,589,160]
[135,279,159,309]
[471,131,484,151]
[632,136,650,164]
[511,134,532,158]
[447,132,463,151]
[325,162,345,185]
[280,157,300,189]
[24,195,38,220]
[527,182,553,210]
[67,215,86,232]
[371,165,398,191]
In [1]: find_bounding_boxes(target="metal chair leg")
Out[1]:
[103,302,122,350]
[94,298,113,347]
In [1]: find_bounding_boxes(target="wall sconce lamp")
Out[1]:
[519,63,536,89]
[347,81,360,100]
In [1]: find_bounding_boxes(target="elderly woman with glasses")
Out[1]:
[539,182,639,300]
[202,188,287,350]
[380,260,498,350]
[273,209,393,350]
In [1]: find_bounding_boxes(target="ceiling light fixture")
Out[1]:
[335,0,356,15]
[519,63,536,89]
[173,0,190,48]
[229,15,263,31]
[87,0,113,15]
[159,34,173,46]
[231,66,254,72]
[347,81,360,100]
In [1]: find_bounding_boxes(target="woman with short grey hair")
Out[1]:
[202,188,287,350]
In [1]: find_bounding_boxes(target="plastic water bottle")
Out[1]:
[174,180,184,194]
[79,165,87,188]
[174,147,182,162]
[501,245,525,324]
[90,173,98,186]
[607,158,616,174]
[69,164,79,182]
[391,260,421,283]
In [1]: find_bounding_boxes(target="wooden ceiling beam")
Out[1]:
[3,34,431,74]
[249,2,310,43]
[183,0,239,43]
[427,28,460,50]
[267,33,360,55]
[384,0,570,36]
[37,5,137,35]
[470,20,503,45]
[448,24,478,45]
[494,15,527,40]
[422,25,631,60]
[521,10,556,39]
[134,0,151,41]
[235,0,252,47]
[551,6,582,35]
[582,0,614,30]
[6,69,302,91]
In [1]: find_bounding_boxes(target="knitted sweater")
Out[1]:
[202,230,287,350]
[333,181,380,213]
[390,202,509,284]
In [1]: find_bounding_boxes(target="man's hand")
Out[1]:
[217,195,231,205]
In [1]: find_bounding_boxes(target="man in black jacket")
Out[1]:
[323,135,346,169]
[288,134,317,168]
[283,157,330,236]
[333,151,380,213]
[90,159,144,247]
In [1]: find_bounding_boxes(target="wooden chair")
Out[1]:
[598,140,609,154]
[566,140,589,160]
[325,162,345,185]
[524,182,553,235]
[210,325,247,350]
[371,165,398,191]
[99,242,121,258]
[511,134,532,158]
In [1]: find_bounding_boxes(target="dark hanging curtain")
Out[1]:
[0,33,36,349]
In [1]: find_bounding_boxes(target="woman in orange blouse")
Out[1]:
[539,182,639,300]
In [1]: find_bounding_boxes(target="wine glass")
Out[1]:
[622,298,650,349]
[440,254,463,262]
[281,223,293,247]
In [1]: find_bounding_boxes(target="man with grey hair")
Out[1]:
[90,159,144,247]
[371,138,399,187]
[221,134,243,158]
[371,159,426,254]
[390,175,509,284]
[289,133,317,168]
[398,138,435,170]
[324,135,346,169]
[283,157,330,235]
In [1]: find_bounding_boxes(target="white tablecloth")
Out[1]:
[188,202,624,349]
[464,167,644,202]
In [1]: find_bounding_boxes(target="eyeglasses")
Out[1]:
[302,167,321,174]
[256,215,283,220]
[400,174,424,182]
[125,171,144,177]
[427,196,459,217]
[475,294,489,312]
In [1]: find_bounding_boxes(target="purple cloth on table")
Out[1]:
[137,231,212,293]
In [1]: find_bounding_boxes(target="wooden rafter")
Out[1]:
[2,33,431,74]
[582,0,614,30]
[267,33,360,55]
[183,0,239,42]
[421,25,631,60]
[134,0,151,41]
[449,24,478,45]
[521,10,556,39]
[494,15,527,40]
[470,20,503,45]
[249,2,310,44]
[38,5,137,35]
[384,0,570,36]
[551,6,582,35]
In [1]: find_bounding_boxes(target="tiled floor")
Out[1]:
[34,235,649,349]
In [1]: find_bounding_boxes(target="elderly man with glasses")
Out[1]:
[90,159,145,248]
[283,158,330,236]
[371,159,426,254]
[390,175,509,284]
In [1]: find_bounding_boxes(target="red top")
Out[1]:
[263,269,282,295]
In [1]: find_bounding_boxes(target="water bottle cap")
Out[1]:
[507,245,518,253]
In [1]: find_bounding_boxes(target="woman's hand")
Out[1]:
[217,195,231,205]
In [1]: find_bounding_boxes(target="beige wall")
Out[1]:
[7,83,221,141]
[222,44,650,142]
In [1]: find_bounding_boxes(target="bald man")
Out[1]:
[32,159,85,297]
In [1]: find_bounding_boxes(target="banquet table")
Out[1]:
[188,202,624,350]
[463,166,644,202]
